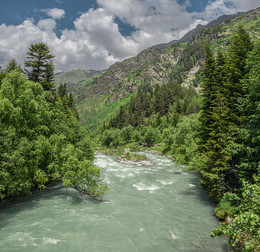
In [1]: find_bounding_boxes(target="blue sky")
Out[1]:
[0,0,260,71]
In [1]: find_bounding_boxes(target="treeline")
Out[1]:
[99,81,200,151]
[99,25,259,250]
[102,81,200,130]
[0,43,107,204]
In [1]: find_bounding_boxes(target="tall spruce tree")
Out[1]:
[225,24,253,122]
[198,42,216,152]
[225,25,253,180]
[24,43,55,91]
[237,39,260,181]
[198,44,232,201]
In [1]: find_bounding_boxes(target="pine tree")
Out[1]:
[24,43,55,91]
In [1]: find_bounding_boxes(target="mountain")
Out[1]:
[63,7,260,134]
[55,69,105,87]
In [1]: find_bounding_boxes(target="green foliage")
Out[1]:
[166,114,200,164]
[211,176,260,251]
[141,125,161,147]
[56,83,79,119]
[197,27,254,201]
[237,39,260,181]
[214,192,240,220]
[121,125,134,144]
[0,71,107,203]
[100,128,123,149]
[225,24,253,123]
[0,59,23,88]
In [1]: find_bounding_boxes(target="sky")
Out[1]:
[0,0,260,72]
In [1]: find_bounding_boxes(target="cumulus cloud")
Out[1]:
[197,0,260,20]
[41,8,65,20]
[37,19,57,32]
[0,0,259,72]
[229,0,260,11]
[97,0,193,32]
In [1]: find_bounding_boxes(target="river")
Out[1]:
[0,152,229,251]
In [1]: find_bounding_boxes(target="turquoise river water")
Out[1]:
[0,152,229,251]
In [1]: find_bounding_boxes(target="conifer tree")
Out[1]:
[198,44,232,201]
[225,24,253,122]
[4,59,23,74]
[0,59,23,87]
[238,39,260,181]
[0,66,4,87]
[198,43,216,152]
[225,24,253,180]
[24,43,55,91]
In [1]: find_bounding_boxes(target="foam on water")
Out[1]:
[170,231,178,240]
[160,180,174,185]
[133,183,160,192]
[43,238,61,244]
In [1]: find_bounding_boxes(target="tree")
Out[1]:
[24,42,55,91]
[237,39,260,181]
[224,25,254,182]
[198,44,232,201]
[198,42,216,152]
[4,59,23,74]
[0,66,4,87]
[225,24,253,123]
[0,59,23,88]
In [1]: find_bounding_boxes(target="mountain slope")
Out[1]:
[55,69,104,87]
[66,7,260,134]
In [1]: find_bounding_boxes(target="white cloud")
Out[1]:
[41,8,65,20]
[97,0,193,32]
[0,1,259,72]
[228,0,260,11]
[198,0,260,21]
[37,19,57,32]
